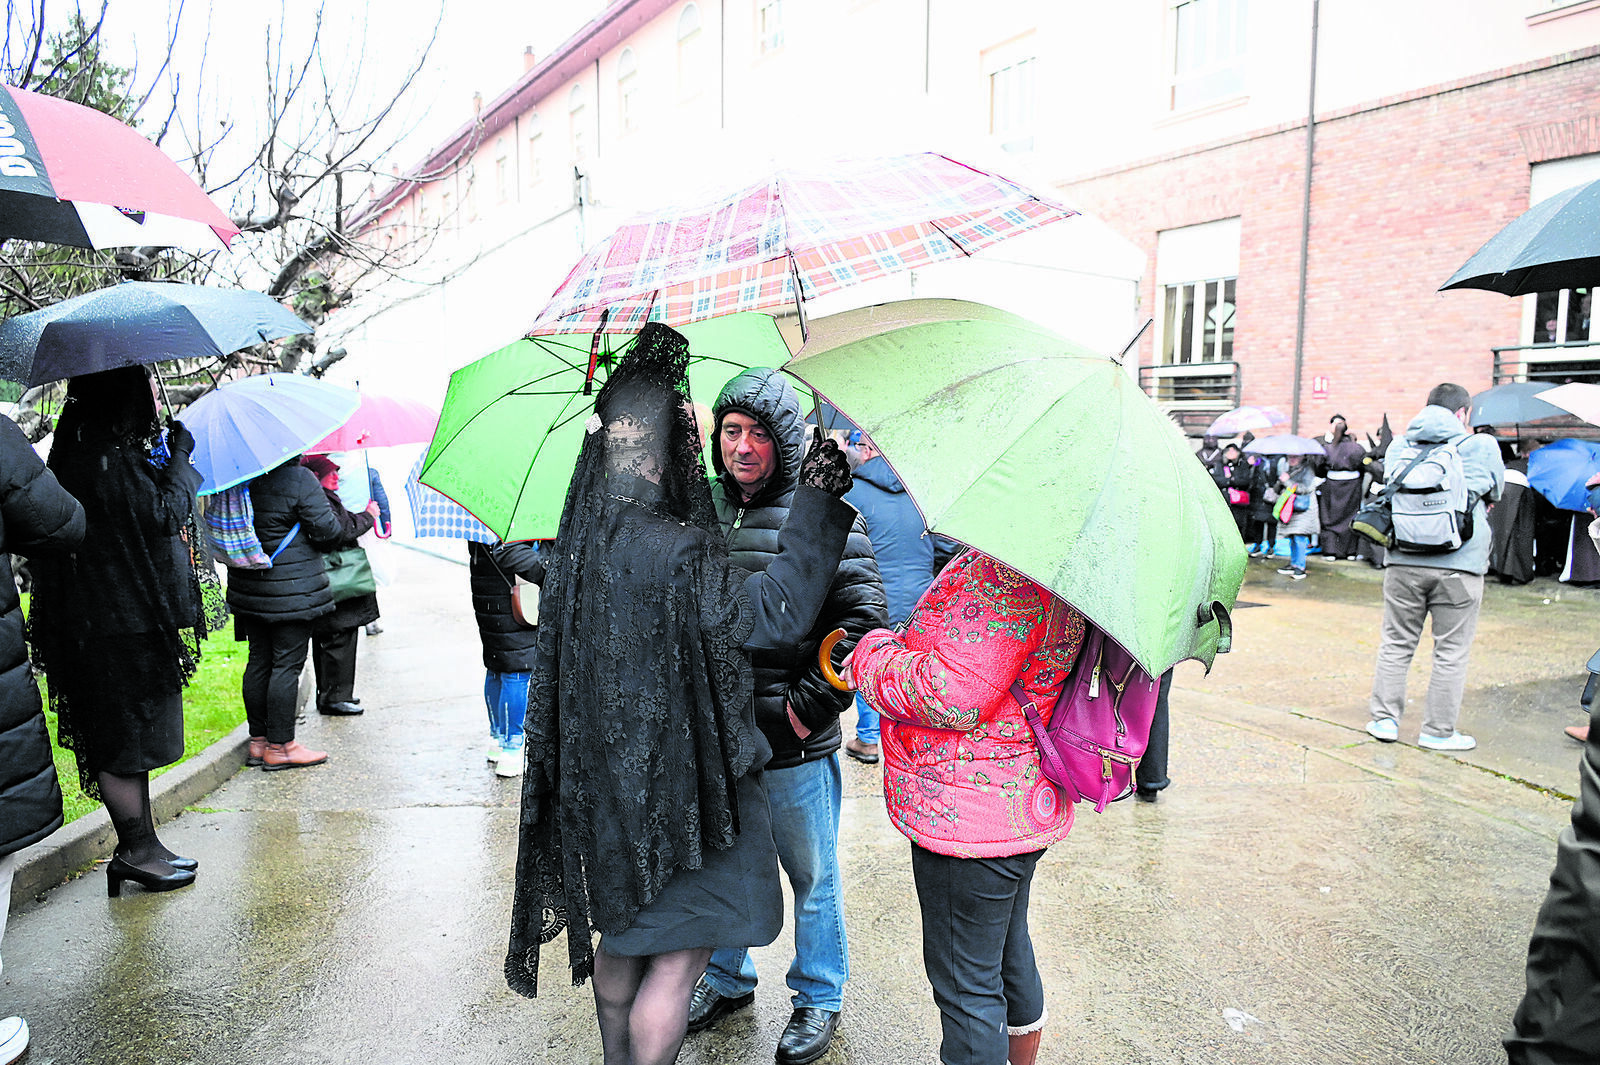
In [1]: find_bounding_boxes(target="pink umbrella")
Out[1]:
[530,152,1078,336]
[0,84,238,251]
[1207,405,1288,436]
[309,392,438,452]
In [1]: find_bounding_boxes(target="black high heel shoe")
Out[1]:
[165,855,198,872]
[106,855,196,898]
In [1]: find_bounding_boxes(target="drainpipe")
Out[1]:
[1290,0,1319,436]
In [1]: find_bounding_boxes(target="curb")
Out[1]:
[8,723,250,907]
[7,662,318,910]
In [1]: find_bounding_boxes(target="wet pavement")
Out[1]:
[3,547,1596,1064]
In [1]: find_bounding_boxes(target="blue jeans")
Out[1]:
[484,671,530,750]
[853,693,880,745]
[703,754,848,1010]
[1287,534,1309,570]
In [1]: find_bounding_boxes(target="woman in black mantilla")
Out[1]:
[28,365,225,897]
[505,323,856,1065]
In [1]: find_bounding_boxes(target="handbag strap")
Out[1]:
[268,523,301,562]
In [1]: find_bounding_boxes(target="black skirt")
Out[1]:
[600,772,784,956]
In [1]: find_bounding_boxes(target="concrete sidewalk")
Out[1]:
[0,547,1586,1064]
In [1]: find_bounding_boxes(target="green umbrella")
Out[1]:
[785,299,1245,675]
[420,312,801,542]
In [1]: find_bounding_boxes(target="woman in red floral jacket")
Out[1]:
[843,548,1086,1065]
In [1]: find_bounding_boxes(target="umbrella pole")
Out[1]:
[153,367,174,419]
[788,254,810,342]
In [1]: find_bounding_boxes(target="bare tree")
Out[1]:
[0,0,478,425]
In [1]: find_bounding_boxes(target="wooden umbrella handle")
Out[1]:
[819,628,853,691]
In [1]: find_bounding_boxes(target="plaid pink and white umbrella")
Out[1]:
[529,152,1077,336]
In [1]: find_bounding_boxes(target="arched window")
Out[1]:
[617,48,640,134]
[568,83,588,162]
[526,111,543,186]
[677,2,703,98]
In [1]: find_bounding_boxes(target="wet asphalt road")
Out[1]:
[2,547,1596,1065]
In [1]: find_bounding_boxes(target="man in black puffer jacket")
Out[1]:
[688,369,887,1065]
[0,416,85,1061]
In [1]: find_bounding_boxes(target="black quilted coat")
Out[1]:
[224,461,346,625]
[0,418,85,857]
[710,369,887,770]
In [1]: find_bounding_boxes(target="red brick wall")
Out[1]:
[1059,53,1600,442]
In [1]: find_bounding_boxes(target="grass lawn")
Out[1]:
[26,594,246,824]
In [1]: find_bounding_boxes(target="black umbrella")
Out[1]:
[1442,178,1600,295]
[1468,382,1565,427]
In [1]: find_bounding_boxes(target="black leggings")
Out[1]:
[242,619,313,743]
[911,843,1045,1065]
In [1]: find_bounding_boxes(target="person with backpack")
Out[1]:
[1273,454,1320,581]
[840,548,1089,1065]
[1364,382,1505,752]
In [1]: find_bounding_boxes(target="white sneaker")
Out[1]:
[1365,718,1399,742]
[1418,731,1476,752]
[0,1017,29,1065]
[495,749,525,777]
[486,747,503,764]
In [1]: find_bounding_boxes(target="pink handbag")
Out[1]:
[1009,625,1161,812]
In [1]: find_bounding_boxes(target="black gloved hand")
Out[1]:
[797,429,853,498]
[165,418,195,461]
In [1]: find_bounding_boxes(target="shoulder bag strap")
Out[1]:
[268,522,302,562]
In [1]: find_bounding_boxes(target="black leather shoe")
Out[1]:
[165,855,199,871]
[686,980,754,1033]
[776,1007,839,1065]
[318,701,365,716]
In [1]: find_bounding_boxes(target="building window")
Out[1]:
[757,0,784,55]
[1169,0,1248,112]
[526,112,542,186]
[1517,154,1600,382]
[988,56,1036,154]
[494,137,509,202]
[1162,277,1237,364]
[617,48,640,134]
[569,83,588,163]
[678,3,704,97]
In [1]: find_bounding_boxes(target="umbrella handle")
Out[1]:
[818,628,853,691]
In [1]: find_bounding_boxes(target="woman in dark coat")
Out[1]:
[0,416,83,1062]
[467,538,545,775]
[1211,443,1254,542]
[505,323,857,1065]
[300,455,380,716]
[225,457,346,770]
[29,366,222,896]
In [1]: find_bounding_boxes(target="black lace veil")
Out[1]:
[27,365,224,798]
[506,322,759,996]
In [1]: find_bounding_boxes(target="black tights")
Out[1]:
[97,770,179,872]
[590,942,712,1065]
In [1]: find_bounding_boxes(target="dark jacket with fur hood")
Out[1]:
[0,418,85,857]
[709,368,888,770]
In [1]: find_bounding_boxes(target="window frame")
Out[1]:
[1168,0,1249,114]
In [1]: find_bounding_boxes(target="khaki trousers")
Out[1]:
[1369,565,1485,739]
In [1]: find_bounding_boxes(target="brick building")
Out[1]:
[341,0,1600,447]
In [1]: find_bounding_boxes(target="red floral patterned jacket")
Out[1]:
[851,549,1087,858]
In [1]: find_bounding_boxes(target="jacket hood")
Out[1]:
[1404,405,1470,445]
[852,454,906,494]
[711,368,805,501]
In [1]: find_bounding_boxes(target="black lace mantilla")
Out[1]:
[27,367,221,800]
[505,323,758,996]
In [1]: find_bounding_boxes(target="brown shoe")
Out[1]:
[262,740,328,771]
[1008,1027,1043,1065]
[246,736,267,767]
[844,738,880,764]
[1565,724,1590,744]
